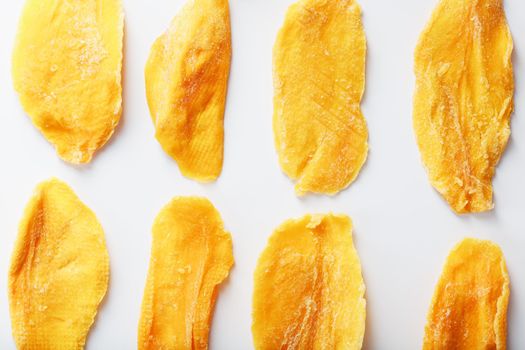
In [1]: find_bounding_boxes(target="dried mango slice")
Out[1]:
[12,0,124,164]
[252,214,366,349]
[273,0,368,195]
[138,197,234,350]
[145,0,231,182]
[8,178,109,350]
[423,238,510,349]
[413,0,513,213]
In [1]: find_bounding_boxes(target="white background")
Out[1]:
[0,0,524,349]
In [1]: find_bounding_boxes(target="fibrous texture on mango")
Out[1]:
[12,0,124,164]
[423,238,510,350]
[252,214,366,349]
[138,197,234,350]
[413,0,513,213]
[145,0,231,182]
[9,178,109,350]
[273,0,368,196]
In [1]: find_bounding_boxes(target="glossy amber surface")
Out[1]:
[423,238,510,350]
[273,0,368,195]
[145,0,231,182]
[12,0,124,164]
[9,178,109,350]
[253,214,366,349]
[413,0,514,213]
[138,197,234,350]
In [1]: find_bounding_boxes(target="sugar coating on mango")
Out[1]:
[413,0,513,213]
[273,0,368,196]
[145,0,231,182]
[138,197,234,350]
[423,238,510,350]
[12,0,124,164]
[252,214,366,349]
[9,178,109,350]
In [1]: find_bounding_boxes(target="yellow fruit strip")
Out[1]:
[12,0,124,164]
[145,0,231,182]
[9,178,109,350]
[423,238,510,349]
[138,197,234,350]
[252,214,366,349]
[273,0,368,195]
[413,0,513,213]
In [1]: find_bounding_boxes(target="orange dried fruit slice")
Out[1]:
[12,0,124,164]
[138,197,234,350]
[273,0,368,195]
[145,0,231,182]
[8,178,109,350]
[252,214,366,349]
[413,0,514,213]
[423,238,510,349]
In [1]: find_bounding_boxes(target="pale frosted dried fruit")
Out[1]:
[9,178,109,350]
[423,238,510,349]
[145,0,231,182]
[253,214,366,349]
[273,0,368,195]
[138,197,234,350]
[12,0,124,164]
[413,0,513,213]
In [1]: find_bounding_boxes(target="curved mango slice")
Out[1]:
[145,0,231,182]
[252,214,366,349]
[423,238,510,349]
[12,0,124,164]
[9,178,109,350]
[273,0,368,195]
[413,0,513,213]
[138,197,234,350]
